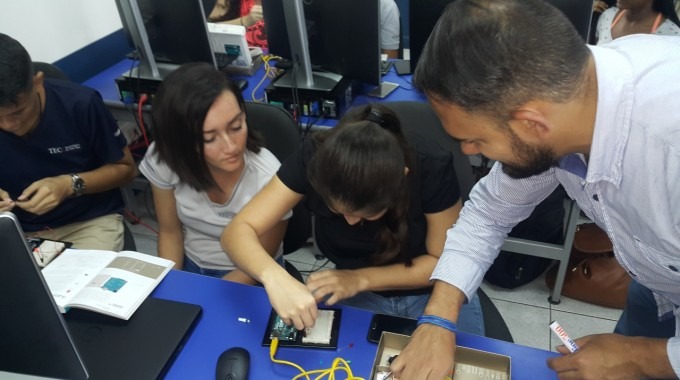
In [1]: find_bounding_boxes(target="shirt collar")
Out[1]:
[582,44,635,187]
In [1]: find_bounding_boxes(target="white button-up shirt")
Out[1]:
[432,34,680,375]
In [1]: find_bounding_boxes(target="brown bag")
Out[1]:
[545,223,631,309]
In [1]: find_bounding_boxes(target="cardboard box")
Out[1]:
[371,332,511,380]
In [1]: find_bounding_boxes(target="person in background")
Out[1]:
[388,0,680,378]
[595,0,680,44]
[381,0,401,58]
[0,33,137,251]
[206,0,267,48]
[222,104,484,335]
[207,0,261,26]
[139,62,287,283]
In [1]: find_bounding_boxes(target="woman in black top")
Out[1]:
[222,104,483,334]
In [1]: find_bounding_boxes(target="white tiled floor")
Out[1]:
[127,189,622,354]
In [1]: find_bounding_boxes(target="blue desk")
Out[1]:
[81,59,425,128]
[152,270,559,379]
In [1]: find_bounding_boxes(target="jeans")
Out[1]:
[614,279,675,338]
[183,256,230,278]
[183,255,285,279]
[339,290,486,336]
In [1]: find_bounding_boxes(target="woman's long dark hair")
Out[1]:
[307,104,414,265]
[654,0,680,28]
[151,62,262,192]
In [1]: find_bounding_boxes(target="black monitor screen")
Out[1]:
[118,0,215,66]
[409,0,592,72]
[263,0,381,86]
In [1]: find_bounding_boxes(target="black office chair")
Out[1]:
[244,102,310,283]
[33,62,70,81]
[376,101,513,343]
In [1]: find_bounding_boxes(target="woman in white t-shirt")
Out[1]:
[139,62,287,284]
[595,0,680,45]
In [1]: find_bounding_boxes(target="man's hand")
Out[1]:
[305,269,368,305]
[548,334,674,379]
[263,270,318,330]
[390,323,456,379]
[15,175,71,215]
[0,188,15,212]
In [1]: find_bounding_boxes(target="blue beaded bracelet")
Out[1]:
[417,315,458,333]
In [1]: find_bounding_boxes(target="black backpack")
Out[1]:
[483,186,566,289]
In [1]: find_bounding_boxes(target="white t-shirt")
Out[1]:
[596,7,680,45]
[139,143,289,270]
[380,0,400,51]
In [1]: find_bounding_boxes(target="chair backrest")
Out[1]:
[380,101,476,202]
[33,62,70,81]
[243,102,311,254]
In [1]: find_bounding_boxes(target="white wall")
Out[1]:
[0,0,122,63]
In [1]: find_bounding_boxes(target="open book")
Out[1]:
[41,249,174,320]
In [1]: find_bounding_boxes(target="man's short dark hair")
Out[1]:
[0,33,34,107]
[414,0,590,122]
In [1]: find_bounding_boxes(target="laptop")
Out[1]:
[0,212,202,379]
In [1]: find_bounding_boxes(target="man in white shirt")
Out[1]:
[380,0,400,58]
[390,0,680,379]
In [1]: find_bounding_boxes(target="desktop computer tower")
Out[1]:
[264,77,355,119]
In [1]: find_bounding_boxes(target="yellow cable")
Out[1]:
[269,337,366,380]
[250,54,282,102]
[269,338,311,380]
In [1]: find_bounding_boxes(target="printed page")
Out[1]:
[66,251,174,319]
[41,249,118,312]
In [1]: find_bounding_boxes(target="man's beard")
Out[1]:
[501,129,559,179]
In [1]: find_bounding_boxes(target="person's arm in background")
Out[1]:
[150,185,185,269]
[221,176,318,329]
[380,0,401,58]
[214,0,263,27]
[593,0,609,13]
[15,147,137,215]
[306,200,462,305]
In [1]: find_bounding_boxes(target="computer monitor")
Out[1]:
[409,0,593,72]
[0,212,88,379]
[115,0,217,80]
[262,0,381,90]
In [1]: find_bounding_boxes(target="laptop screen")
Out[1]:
[0,212,89,379]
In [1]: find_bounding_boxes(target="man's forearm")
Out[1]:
[424,280,467,322]
[634,337,676,378]
[78,149,137,194]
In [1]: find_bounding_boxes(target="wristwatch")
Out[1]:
[70,174,86,197]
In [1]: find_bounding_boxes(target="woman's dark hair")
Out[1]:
[414,0,591,123]
[151,62,262,191]
[654,0,680,28]
[308,104,414,265]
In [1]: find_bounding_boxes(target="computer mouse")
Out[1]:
[215,347,250,380]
